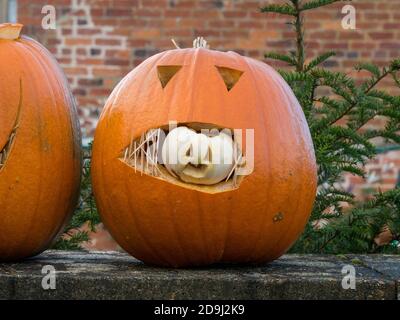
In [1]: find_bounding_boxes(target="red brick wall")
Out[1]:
[14,0,400,201]
[17,0,400,136]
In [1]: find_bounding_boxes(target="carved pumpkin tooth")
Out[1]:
[161,126,235,185]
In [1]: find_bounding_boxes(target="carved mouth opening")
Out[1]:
[0,81,22,172]
[119,122,248,193]
[0,126,18,171]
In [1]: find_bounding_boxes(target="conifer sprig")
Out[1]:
[262,0,400,253]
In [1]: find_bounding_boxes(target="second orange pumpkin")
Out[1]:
[92,40,317,267]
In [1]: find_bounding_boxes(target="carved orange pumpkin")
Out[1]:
[0,24,82,260]
[92,39,317,267]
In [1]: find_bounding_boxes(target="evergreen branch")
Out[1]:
[327,67,392,126]
[301,0,347,11]
[367,89,400,106]
[318,229,340,251]
[355,62,381,78]
[52,231,90,250]
[260,4,296,16]
[293,1,305,71]
[390,59,400,86]
[390,59,400,70]
[278,70,313,82]
[392,72,400,87]
[52,142,99,250]
[304,51,336,71]
[260,0,400,254]
[315,96,343,109]
[265,52,298,66]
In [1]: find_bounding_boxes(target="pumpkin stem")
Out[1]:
[171,39,181,49]
[171,37,210,49]
[0,23,23,40]
[193,37,209,49]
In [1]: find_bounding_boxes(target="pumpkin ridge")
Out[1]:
[122,170,177,266]
[105,57,184,265]
[23,37,80,246]
[229,56,271,261]
[14,41,49,250]
[93,63,154,263]
[167,190,197,266]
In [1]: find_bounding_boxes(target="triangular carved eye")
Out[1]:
[216,66,243,91]
[157,65,182,88]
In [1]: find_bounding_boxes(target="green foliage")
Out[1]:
[261,3,297,16]
[262,0,400,253]
[300,0,344,11]
[53,231,90,250]
[52,0,400,254]
[52,143,99,250]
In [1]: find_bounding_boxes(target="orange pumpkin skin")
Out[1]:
[0,24,82,261]
[92,47,317,267]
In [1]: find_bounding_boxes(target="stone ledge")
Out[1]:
[0,250,398,300]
